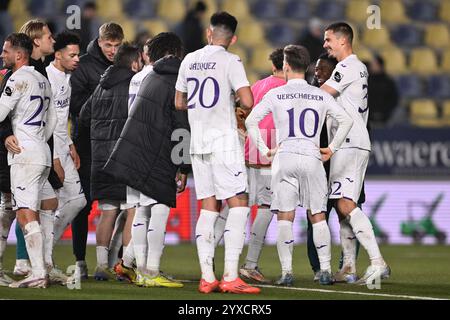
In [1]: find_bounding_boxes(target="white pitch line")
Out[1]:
[256,284,449,300]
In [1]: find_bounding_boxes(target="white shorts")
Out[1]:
[39,180,56,201]
[56,152,85,204]
[10,164,50,211]
[270,152,328,214]
[191,149,248,200]
[98,199,136,211]
[328,148,369,202]
[127,186,157,207]
[247,167,272,207]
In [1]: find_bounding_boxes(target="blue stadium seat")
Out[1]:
[395,75,424,99]
[266,22,296,46]
[408,1,437,22]
[427,75,450,99]
[29,0,59,17]
[252,0,279,19]
[283,0,311,20]
[315,1,344,21]
[125,0,156,19]
[392,24,422,47]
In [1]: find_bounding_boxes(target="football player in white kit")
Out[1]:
[46,31,86,282]
[320,22,390,284]
[113,37,154,284]
[0,33,57,288]
[246,44,353,286]
[175,12,259,294]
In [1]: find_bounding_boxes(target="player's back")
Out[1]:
[128,64,153,112]
[268,79,333,160]
[325,54,370,151]
[177,45,249,154]
[7,66,52,165]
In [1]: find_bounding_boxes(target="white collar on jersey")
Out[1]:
[47,61,71,80]
[287,78,307,85]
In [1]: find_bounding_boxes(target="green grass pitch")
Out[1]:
[0,244,449,300]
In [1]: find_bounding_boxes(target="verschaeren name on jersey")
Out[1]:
[188,62,217,71]
[276,92,324,101]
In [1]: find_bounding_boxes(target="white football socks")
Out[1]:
[312,220,332,272]
[96,246,109,269]
[53,197,86,243]
[122,239,135,268]
[244,208,272,269]
[348,207,384,266]
[146,204,170,277]
[0,205,15,268]
[108,210,126,268]
[339,218,357,273]
[277,220,294,276]
[23,221,46,278]
[196,209,219,283]
[39,209,55,267]
[132,205,150,273]
[213,205,229,247]
[223,207,249,282]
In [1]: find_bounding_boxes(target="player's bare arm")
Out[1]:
[69,143,80,169]
[175,90,188,110]
[236,86,253,111]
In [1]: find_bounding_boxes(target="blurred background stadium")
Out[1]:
[1,0,449,247]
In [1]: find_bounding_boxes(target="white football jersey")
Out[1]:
[175,45,250,154]
[128,64,153,113]
[246,79,353,160]
[324,54,370,151]
[0,65,53,166]
[46,62,72,157]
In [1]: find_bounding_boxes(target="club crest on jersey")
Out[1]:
[334,71,342,82]
[4,86,13,96]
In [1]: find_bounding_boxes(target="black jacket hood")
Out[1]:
[153,55,181,75]
[100,65,135,90]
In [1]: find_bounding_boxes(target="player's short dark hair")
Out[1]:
[283,44,310,73]
[374,54,385,68]
[5,33,33,59]
[54,31,80,52]
[325,22,353,44]
[269,48,284,71]
[114,42,141,68]
[145,32,184,62]
[210,11,238,34]
[317,52,338,68]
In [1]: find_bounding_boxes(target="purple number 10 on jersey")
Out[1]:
[287,107,319,138]
[24,95,50,126]
[187,77,220,109]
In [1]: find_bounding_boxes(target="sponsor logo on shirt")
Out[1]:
[334,71,342,82]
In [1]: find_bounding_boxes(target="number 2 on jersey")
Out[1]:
[24,95,49,126]
[187,77,220,109]
[287,107,319,138]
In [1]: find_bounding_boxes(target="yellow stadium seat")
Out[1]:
[96,0,124,20]
[8,0,29,18]
[410,99,441,127]
[354,45,373,63]
[379,46,407,75]
[116,20,136,42]
[442,101,450,126]
[362,27,391,49]
[379,0,409,23]
[237,19,266,47]
[157,0,186,23]
[221,0,250,21]
[346,0,371,24]
[13,14,32,32]
[441,49,450,73]
[229,45,249,64]
[409,48,439,75]
[140,19,169,37]
[250,45,275,73]
[440,0,450,23]
[424,24,450,49]
[247,71,262,86]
